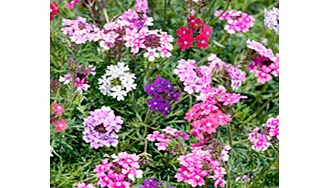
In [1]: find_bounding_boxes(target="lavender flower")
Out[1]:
[226,64,246,90]
[264,7,279,34]
[144,76,180,116]
[83,106,123,149]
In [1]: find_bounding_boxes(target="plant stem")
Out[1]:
[247,158,278,188]
[227,123,233,147]
[203,0,216,19]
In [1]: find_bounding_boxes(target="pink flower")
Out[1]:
[75,77,90,92]
[59,73,71,85]
[249,127,270,151]
[218,93,247,106]
[255,66,272,83]
[76,182,96,188]
[65,0,79,10]
[143,48,160,62]
[51,103,65,116]
[53,119,68,132]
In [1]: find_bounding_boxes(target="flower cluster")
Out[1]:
[185,101,232,141]
[83,106,123,149]
[98,62,136,101]
[140,178,164,188]
[214,10,255,34]
[147,127,189,151]
[174,59,212,94]
[144,76,180,116]
[62,17,101,44]
[246,40,279,83]
[65,0,79,10]
[264,116,279,140]
[59,63,96,93]
[94,152,143,187]
[208,54,246,90]
[51,103,68,132]
[62,1,173,62]
[126,28,174,62]
[249,116,279,151]
[176,16,213,50]
[50,2,59,21]
[175,148,227,187]
[76,182,96,188]
[135,0,148,14]
[264,7,279,35]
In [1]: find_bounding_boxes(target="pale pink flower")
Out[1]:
[143,48,160,62]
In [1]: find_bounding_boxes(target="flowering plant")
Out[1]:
[51,0,279,187]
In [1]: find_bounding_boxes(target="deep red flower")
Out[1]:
[200,25,213,40]
[176,26,192,37]
[188,16,204,29]
[50,2,59,21]
[177,35,194,50]
[195,34,209,49]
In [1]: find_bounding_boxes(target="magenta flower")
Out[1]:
[246,40,279,84]
[94,152,143,187]
[65,0,79,10]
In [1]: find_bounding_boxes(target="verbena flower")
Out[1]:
[185,101,232,141]
[246,40,279,84]
[94,152,143,187]
[248,127,270,151]
[214,10,255,34]
[52,119,68,132]
[98,62,136,101]
[65,0,79,10]
[249,116,279,151]
[51,103,65,116]
[50,2,59,21]
[208,54,246,90]
[59,64,95,93]
[144,76,180,116]
[176,16,213,50]
[83,107,123,149]
[264,7,279,34]
[264,116,279,140]
[135,0,148,14]
[175,148,227,187]
[147,127,189,151]
[174,59,212,94]
[62,17,101,44]
[76,182,96,188]
[140,178,164,188]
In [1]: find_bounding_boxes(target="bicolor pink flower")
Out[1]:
[143,48,160,62]
[76,182,96,188]
[147,127,189,151]
[51,103,65,116]
[53,119,68,132]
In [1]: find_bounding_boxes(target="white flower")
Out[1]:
[98,62,136,101]
[59,73,71,85]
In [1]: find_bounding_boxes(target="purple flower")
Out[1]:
[140,178,165,188]
[83,106,123,149]
[144,76,180,116]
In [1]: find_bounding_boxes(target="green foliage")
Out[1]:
[50,0,279,187]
